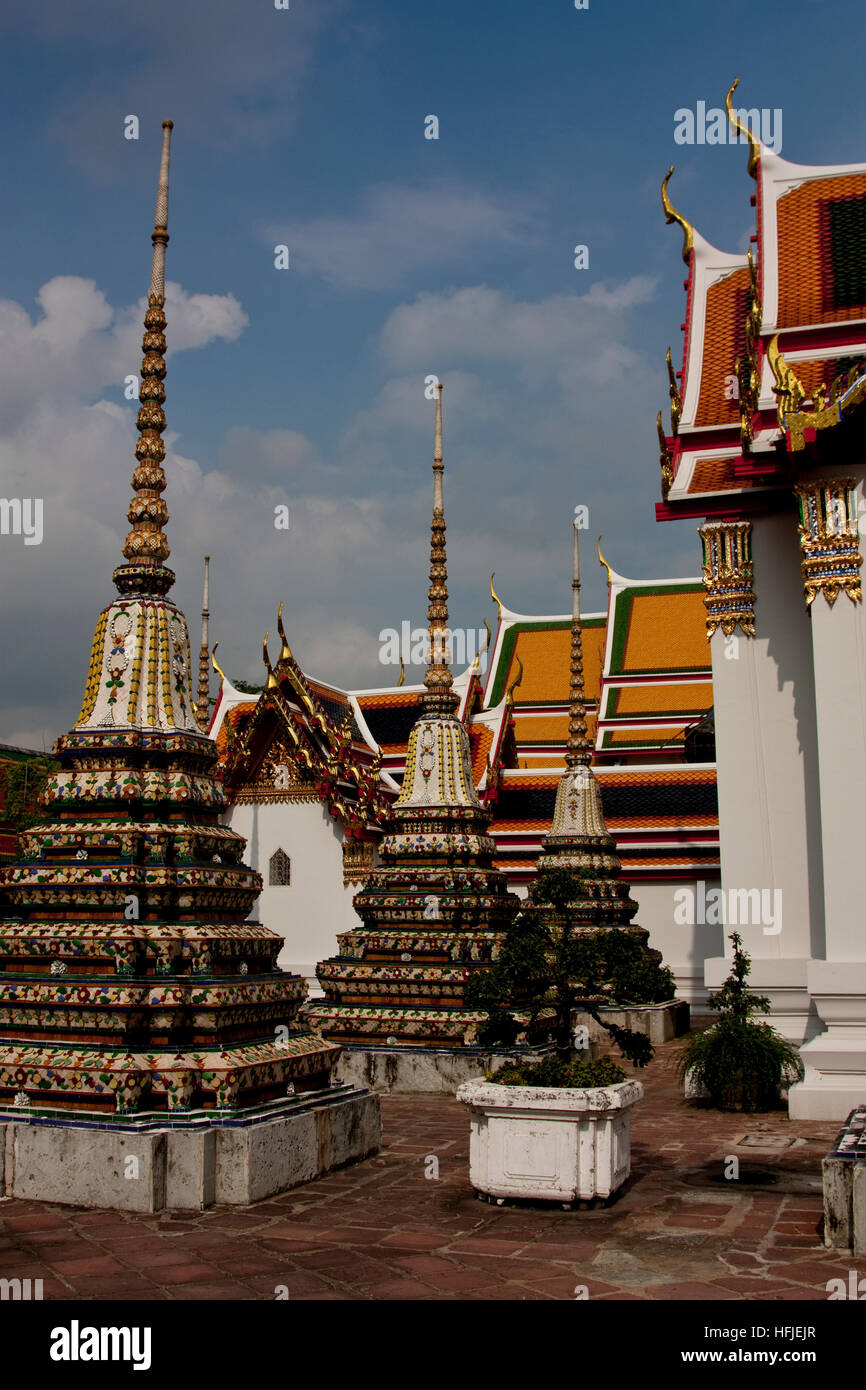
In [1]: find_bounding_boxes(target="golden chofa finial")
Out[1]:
[276,601,293,664]
[211,642,228,684]
[262,633,279,690]
[597,535,612,585]
[661,166,694,266]
[767,334,806,429]
[666,346,682,435]
[490,572,503,618]
[397,660,405,688]
[506,655,524,706]
[726,79,760,179]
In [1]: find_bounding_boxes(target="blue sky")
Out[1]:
[1,0,865,744]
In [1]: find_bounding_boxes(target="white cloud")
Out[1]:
[269,183,539,291]
[379,281,658,374]
[0,277,247,432]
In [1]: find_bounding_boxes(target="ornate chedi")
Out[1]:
[530,521,644,938]
[309,386,530,1048]
[0,123,342,1126]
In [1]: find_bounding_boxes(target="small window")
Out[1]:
[269,848,291,886]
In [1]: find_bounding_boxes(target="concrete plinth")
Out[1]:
[821,1108,866,1253]
[788,962,866,1120]
[596,999,690,1045]
[0,1084,380,1212]
[334,1045,556,1095]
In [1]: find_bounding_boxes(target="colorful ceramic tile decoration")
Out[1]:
[308,388,554,1048]
[0,122,340,1119]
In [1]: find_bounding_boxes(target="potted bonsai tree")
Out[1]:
[457,869,658,1204]
[678,932,803,1111]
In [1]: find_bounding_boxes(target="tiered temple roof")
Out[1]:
[213,566,719,891]
[658,79,866,527]
[0,123,340,1118]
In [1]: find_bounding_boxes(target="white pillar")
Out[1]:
[790,471,866,1118]
[702,513,823,1041]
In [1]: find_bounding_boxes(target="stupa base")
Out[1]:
[0,1083,380,1212]
[334,1043,557,1095]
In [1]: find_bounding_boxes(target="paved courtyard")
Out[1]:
[1,1037,863,1301]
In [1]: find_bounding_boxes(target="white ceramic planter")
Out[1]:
[457,1078,643,1203]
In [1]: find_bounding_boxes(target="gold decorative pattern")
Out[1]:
[342,839,376,886]
[737,248,762,453]
[76,612,108,726]
[767,334,806,429]
[698,521,757,637]
[794,479,863,607]
[657,411,673,501]
[666,346,682,435]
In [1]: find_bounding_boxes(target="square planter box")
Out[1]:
[456,1078,643,1203]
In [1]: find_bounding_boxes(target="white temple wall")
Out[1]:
[704,511,824,1040]
[631,877,723,1011]
[225,800,362,991]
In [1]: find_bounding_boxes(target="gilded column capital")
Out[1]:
[698,520,756,638]
[794,479,863,607]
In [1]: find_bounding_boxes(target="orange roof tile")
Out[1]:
[607,681,713,718]
[687,457,754,495]
[469,724,495,782]
[356,691,421,710]
[507,624,605,704]
[214,701,256,755]
[620,592,709,673]
[694,266,751,427]
[777,173,866,328]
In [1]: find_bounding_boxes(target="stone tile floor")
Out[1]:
[1,1037,864,1301]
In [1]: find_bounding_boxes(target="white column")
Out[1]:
[703,513,823,1041]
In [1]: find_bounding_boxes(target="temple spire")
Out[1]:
[423,382,457,714]
[566,519,591,767]
[114,119,175,597]
[195,554,211,729]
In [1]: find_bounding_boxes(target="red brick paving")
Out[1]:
[1,1036,865,1301]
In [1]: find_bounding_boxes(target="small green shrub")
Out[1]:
[678,932,803,1112]
[493,1055,627,1089]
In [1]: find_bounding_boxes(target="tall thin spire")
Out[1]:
[196,554,211,729]
[423,382,457,714]
[566,520,591,767]
[114,119,175,597]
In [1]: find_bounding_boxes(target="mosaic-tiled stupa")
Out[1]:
[0,123,343,1125]
[529,521,651,946]
[309,387,539,1049]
